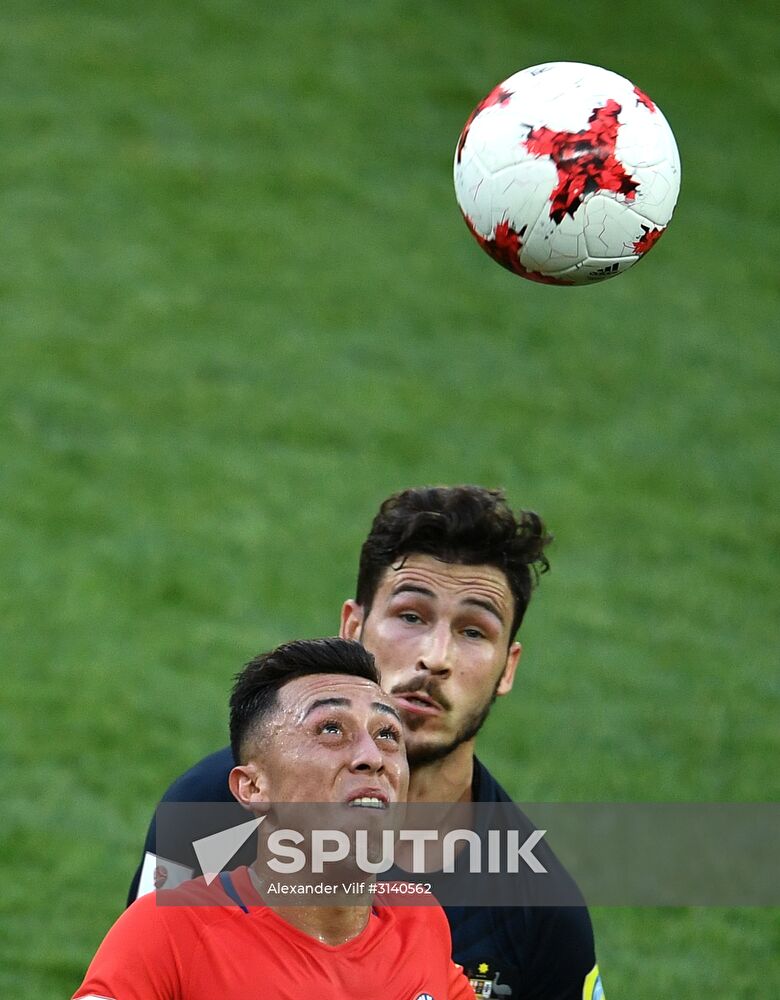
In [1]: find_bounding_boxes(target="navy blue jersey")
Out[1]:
[129,749,600,999]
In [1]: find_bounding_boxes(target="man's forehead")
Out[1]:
[279,672,385,709]
[378,553,513,608]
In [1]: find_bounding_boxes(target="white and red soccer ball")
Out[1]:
[454,62,681,285]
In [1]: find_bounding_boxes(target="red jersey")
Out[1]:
[74,867,472,1000]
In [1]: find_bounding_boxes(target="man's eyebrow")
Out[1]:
[373,701,401,722]
[390,583,435,599]
[303,697,350,718]
[463,597,505,626]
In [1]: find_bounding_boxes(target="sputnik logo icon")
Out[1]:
[192,816,266,885]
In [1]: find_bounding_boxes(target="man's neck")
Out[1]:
[406,740,475,803]
[270,902,370,947]
[249,864,372,946]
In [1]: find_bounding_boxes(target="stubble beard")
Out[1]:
[403,682,500,768]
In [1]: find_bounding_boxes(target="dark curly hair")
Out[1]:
[356,486,551,641]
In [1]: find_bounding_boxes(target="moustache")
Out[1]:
[390,676,452,713]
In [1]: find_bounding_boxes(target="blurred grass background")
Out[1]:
[0,1,778,996]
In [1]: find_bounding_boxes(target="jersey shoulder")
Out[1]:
[381,896,451,936]
[161,745,235,803]
[471,756,513,802]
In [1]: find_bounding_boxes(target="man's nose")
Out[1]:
[350,730,385,773]
[417,622,453,676]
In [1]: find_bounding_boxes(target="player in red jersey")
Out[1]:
[74,638,472,1000]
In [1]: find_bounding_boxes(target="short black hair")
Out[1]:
[229,637,380,763]
[356,485,551,640]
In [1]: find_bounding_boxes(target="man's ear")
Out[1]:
[496,642,522,697]
[229,763,269,812]
[340,599,364,641]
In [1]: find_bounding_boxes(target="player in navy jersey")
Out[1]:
[128,486,605,1000]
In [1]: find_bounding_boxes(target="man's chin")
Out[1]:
[404,703,494,769]
[406,737,462,768]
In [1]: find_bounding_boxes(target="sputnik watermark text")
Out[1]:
[264,827,547,875]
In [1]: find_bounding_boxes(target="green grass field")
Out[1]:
[1,1,778,996]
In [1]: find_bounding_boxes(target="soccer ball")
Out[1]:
[453,62,681,285]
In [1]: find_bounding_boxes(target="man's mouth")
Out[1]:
[393,691,442,717]
[347,792,389,809]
